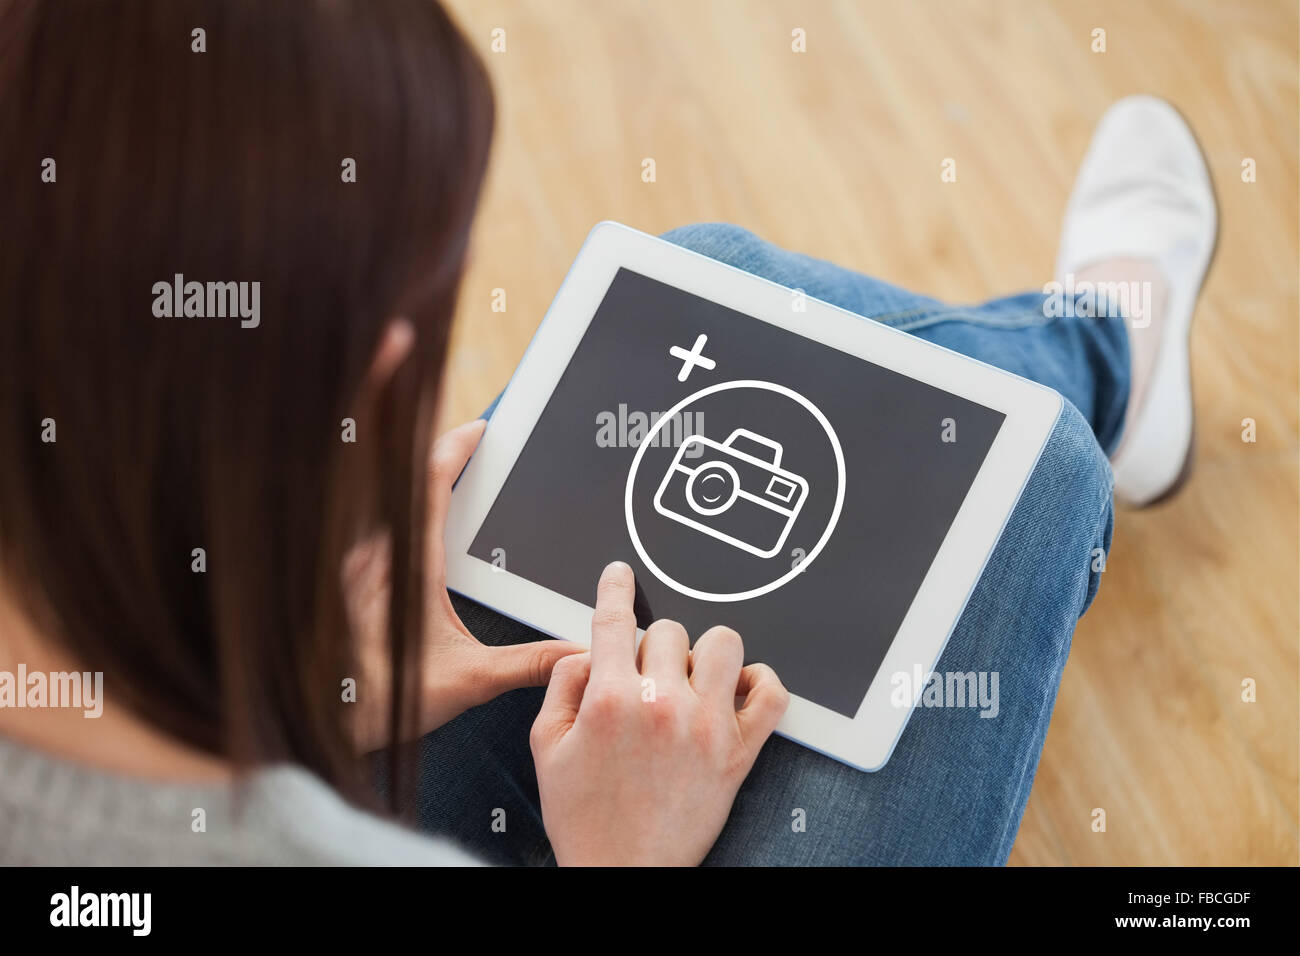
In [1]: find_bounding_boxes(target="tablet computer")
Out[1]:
[444,222,1062,771]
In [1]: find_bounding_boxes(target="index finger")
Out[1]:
[589,561,638,682]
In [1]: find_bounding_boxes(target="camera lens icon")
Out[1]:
[654,429,809,559]
[685,461,739,515]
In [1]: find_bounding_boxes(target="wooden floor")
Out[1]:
[441,0,1299,865]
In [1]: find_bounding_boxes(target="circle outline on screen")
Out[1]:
[625,379,846,602]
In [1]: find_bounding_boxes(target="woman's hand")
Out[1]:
[347,419,584,752]
[530,561,789,866]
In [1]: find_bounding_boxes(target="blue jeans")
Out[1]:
[416,223,1128,865]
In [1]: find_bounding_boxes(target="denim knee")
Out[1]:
[1027,399,1115,616]
[661,222,770,268]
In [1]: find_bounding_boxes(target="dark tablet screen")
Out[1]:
[469,268,1004,716]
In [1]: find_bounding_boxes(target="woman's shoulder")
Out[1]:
[0,734,482,867]
[233,765,484,866]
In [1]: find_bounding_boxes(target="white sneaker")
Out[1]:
[1055,95,1218,507]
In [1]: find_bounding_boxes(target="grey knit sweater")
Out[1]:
[0,734,480,865]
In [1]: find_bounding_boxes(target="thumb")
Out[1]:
[735,662,790,757]
[470,639,586,702]
[428,419,487,542]
[530,651,591,751]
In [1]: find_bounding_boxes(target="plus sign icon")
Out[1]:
[668,333,716,381]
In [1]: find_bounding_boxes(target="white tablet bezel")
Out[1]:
[445,222,1062,771]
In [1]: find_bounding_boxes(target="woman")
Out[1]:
[0,0,1215,865]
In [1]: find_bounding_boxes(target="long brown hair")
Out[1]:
[0,0,494,805]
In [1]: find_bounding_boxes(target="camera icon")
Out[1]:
[653,428,809,559]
